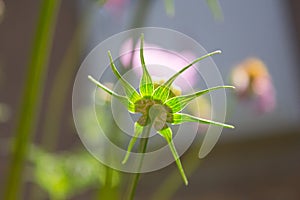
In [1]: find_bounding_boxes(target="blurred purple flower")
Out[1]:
[119,38,197,90]
[231,58,276,113]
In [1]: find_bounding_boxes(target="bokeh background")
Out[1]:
[1,0,300,199]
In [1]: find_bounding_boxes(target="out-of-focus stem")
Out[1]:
[40,1,97,151]
[129,0,153,29]
[97,165,119,200]
[41,22,82,150]
[206,0,223,21]
[3,0,60,199]
[126,125,152,200]
[96,103,120,200]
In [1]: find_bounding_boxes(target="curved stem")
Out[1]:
[126,125,152,200]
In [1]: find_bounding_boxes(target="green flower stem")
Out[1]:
[126,125,152,200]
[3,0,60,199]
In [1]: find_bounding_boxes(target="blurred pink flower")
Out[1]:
[119,38,197,90]
[104,0,128,16]
[231,58,276,113]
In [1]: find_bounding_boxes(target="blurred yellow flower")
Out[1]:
[231,58,276,113]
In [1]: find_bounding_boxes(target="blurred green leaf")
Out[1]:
[29,146,120,199]
[206,0,223,21]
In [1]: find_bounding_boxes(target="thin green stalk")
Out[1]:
[97,165,119,200]
[104,165,113,190]
[96,103,120,200]
[40,7,95,151]
[28,10,86,200]
[126,125,152,200]
[3,0,60,199]
[41,22,82,150]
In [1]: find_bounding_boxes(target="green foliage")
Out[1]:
[29,146,120,199]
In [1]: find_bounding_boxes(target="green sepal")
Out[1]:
[122,122,144,164]
[158,127,188,185]
[88,75,135,112]
[139,34,154,97]
[108,51,141,103]
[153,50,221,102]
[152,85,171,103]
[163,50,222,88]
[165,85,235,113]
[172,113,234,129]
